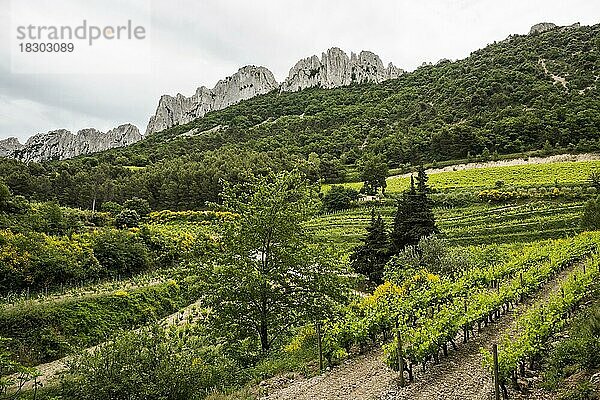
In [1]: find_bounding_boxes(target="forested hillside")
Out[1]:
[1,24,599,210]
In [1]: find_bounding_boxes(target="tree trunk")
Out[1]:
[260,319,269,351]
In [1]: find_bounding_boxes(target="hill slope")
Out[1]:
[1,23,599,210]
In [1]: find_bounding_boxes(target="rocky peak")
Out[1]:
[145,66,278,135]
[0,137,24,158]
[529,22,557,35]
[12,124,142,162]
[281,47,403,92]
[145,48,404,135]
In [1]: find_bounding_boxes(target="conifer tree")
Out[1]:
[350,208,389,284]
[390,167,438,253]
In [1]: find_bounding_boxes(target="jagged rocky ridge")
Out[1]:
[145,47,404,135]
[5,124,142,162]
[3,23,577,161]
[146,66,278,135]
[0,138,23,158]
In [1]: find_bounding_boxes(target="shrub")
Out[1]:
[123,197,151,217]
[322,186,359,211]
[59,325,239,400]
[91,229,151,276]
[581,196,600,230]
[115,209,140,228]
[0,230,101,294]
[100,201,123,215]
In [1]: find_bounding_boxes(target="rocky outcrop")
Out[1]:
[145,66,278,135]
[146,48,403,134]
[0,138,23,158]
[280,47,403,92]
[529,22,557,35]
[10,124,142,162]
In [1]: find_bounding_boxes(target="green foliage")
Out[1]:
[0,281,191,365]
[350,210,389,283]
[322,185,359,212]
[385,236,467,282]
[148,210,237,224]
[390,170,438,253]
[59,325,234,400]
[0,230,101,294]
[590,170,600,190]
[487,252,600,389]
[542,302,600,391]
[123,197,151,217]
[91,229,151,277]
[115,208,140,228]
[99,201,123,215]
[581,196,600,230]
[200,171,349,352]
[54,321,324,400]
[359,154,388,195]
[0,181,10,212]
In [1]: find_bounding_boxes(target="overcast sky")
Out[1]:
[1,0,599,142]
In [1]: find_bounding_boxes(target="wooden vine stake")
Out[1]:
[493,344,500,400]
[396,318,405,387]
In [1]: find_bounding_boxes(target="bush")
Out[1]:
[92,229,152,277]
[322,186,359,211]
[59,325,239,400]
[100,201,123,215]
[115,209,140,228]
[581,196,600,230]
[543,303,600,392]
[123,197,151,217]
[0,230,101,294]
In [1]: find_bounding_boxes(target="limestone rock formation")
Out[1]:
[529,22,557,35]
[280,47,403,92]
[11,124,142,162]
[146,48,403,134]
[145,66,278,135]
[0,138,23,158]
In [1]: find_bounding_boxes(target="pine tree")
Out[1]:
[390,167,438,253]
[350,208,389,284]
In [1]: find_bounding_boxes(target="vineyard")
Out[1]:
[307,200,585,252]
[313,233,598,371]
[328,159,600,194]
[1,157,599,400]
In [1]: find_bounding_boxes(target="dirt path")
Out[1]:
[263,263,582,400]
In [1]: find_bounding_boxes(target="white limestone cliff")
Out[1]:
[146,48,404,134]
[280,47,403,92]
[0,138,23,158]
[8,124,142,162]
[145,66,278,135]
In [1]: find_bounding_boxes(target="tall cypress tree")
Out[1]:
[390,167,438,254]
[350,208,389,284]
